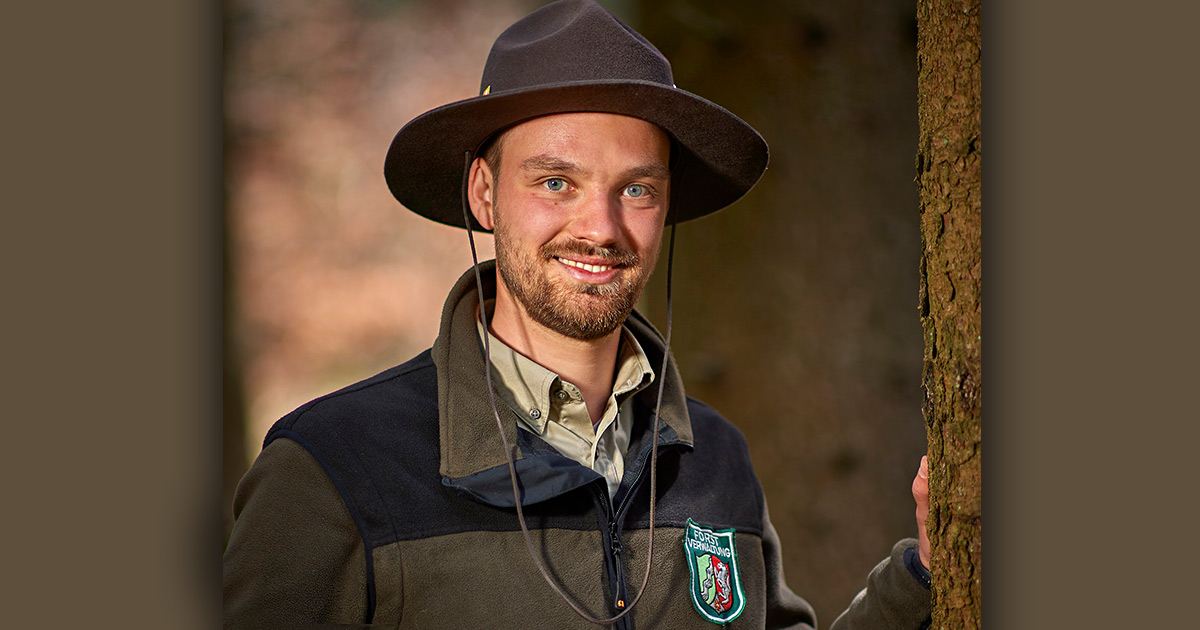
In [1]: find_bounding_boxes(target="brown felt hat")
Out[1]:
[384,0,768,231]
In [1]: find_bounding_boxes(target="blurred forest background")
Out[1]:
[223,0,925,621]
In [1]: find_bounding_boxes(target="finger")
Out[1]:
[912,455,929,506]
[913,455,931,569]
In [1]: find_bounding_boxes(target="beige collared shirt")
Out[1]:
[477,315,655,500]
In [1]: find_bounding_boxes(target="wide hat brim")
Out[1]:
[384,79,769,232]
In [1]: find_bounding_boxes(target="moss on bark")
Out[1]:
[916,0,982,627]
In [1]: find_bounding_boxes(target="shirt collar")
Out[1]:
[477,304,655,435]
[433,260,694,483]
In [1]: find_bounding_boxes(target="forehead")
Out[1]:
[495,112,671,167]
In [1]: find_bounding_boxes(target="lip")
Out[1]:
[554,256,622,284]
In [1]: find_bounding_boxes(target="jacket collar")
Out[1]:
[431,261,694,503]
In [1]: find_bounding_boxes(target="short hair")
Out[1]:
[475,128,509,178]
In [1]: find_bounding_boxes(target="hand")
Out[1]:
[912,455,931,570]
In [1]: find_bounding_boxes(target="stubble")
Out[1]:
[493,206,655,341]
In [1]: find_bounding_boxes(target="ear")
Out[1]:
[467,156,496,231]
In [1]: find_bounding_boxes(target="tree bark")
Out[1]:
[916,0,982,628]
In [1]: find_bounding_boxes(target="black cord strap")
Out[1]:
[458,150,677,625]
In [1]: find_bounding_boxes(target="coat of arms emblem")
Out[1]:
[682,518,745,624]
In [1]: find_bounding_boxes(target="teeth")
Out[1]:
[558,257,613,273]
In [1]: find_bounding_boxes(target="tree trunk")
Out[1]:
[916,0,982,628]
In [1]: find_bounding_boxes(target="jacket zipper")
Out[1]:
[600,428,664,630]
[596,484,629,630]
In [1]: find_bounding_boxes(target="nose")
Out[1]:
[568,192,624,247]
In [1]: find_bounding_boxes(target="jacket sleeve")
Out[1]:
[829,538,932,630]
[223,438,371,628]
[762,500,818,630]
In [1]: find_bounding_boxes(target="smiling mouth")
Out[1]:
[555,257,618,274]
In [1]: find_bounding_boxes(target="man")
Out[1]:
[223,1,933,628]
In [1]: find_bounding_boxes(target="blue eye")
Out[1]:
[544,178,565,192]
[625,184,646,198]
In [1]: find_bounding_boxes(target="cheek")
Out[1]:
[498,194,564,242]
[629,215,666,259]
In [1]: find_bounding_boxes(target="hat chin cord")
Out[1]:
[460,150,677,625]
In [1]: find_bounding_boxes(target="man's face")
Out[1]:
[483,112,671,340]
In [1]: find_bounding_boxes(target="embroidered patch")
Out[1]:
[682,518,745,624]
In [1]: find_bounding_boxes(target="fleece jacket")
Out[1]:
[223,262,931,629]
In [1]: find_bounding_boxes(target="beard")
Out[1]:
[493,209,656,341]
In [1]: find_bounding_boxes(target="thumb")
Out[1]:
[912,455,931,570]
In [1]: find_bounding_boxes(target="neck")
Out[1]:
[488,284,620,426]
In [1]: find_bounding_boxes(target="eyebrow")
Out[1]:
[520,155,586,176]
[623,163,671,181]
[519,154,670,181]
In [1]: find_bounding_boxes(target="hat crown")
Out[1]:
[385,0,768,230]
[480,0,674,96]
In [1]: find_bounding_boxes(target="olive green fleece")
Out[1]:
[830,539,932,630]
[368,522,785,628]
[223,439,930,629]
[224,439,370,626]
[223,261,931,629]
[224,436,796,629]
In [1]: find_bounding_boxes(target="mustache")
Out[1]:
[540,240,639,267]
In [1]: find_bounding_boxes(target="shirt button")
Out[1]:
[556,390,568,400]
[529,408,541,420]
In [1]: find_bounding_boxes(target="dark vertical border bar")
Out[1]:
[7,1,222,628]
